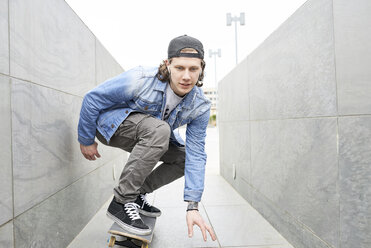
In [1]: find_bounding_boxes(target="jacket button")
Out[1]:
[111,124,115,128]
[144,106,149,110]
[125,110,128,114]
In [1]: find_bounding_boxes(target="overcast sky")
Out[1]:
[65,0,307,88]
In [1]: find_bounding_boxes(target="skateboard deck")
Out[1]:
[108,215,156,248]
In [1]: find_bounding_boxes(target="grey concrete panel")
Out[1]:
[0,221,14,247]
[235,176,253,204]
[11,79,120,215]
[219,121,251,197]
[248,0,337,120]
[339,116,371,248]
[219,121,250,181]
[95,39,124,85]
[302,227,334,248]
[252,189,304,248]
[251,118,339,247]
[334,0,371,115]
[0,0,9,75]
[14,155,123,248]
[219,123,230,185]
[67,198,113,248]
[218,58,249,123]
[9,0,95,96]
[205,204,291,247]
[0,75,12,225]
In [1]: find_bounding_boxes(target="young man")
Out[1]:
[78,35,216,241]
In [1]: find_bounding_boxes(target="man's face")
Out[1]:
[166,57,202,97]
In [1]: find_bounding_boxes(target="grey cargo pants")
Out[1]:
[96,112,185,204]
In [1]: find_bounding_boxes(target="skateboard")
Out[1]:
[107,215,156,248]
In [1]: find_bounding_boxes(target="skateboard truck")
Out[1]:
[108,236,146,248]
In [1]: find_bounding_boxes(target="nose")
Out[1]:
[182,69,191,80]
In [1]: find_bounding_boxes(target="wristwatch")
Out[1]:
[186,201,199,212]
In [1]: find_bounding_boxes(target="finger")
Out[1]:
[88,154,95,161]
[94,143,101,158]
[187,222,193,238]
[206,224,217,241]
[200,224,207,241]
[87,153,96,160]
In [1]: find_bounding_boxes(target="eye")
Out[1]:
[175,66,184,71]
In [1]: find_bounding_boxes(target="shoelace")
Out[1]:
[140,194,152,208]
[124,203,141,221]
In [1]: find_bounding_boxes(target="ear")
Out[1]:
[165,59,170,67]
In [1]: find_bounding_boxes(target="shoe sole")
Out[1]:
[138,209,161,218]
[106,212,152,235]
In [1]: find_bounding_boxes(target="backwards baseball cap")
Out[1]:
[168,35,204,59]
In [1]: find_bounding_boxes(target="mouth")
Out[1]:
[179,83,191,87]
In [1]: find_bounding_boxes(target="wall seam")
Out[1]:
[251,183,335,247]
[218,113,371,124]
[246,60,253,206]
[13,154,122,219]
[7,0,10,76]
[7,0,16,246]
[4,75,84,99]
[0,219,12,229]
[200,202,222,247]
[331,0,341,247]
[95,37,97,85]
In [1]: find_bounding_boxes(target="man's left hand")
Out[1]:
[186,210,216,242]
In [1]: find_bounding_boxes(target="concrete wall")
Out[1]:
[0,0,126,247]
[218,0,371,247]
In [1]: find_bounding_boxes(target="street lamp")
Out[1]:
[226,12,245,65]
[209,49,221,89]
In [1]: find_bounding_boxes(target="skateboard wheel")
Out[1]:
[108,236,116,247]
[141,242,149,248]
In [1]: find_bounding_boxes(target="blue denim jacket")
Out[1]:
[78,66,211,202]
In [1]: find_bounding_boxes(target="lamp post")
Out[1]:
[226,12,245,65]
[209,49,221,89]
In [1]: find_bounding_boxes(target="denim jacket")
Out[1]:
[78,66,211,202]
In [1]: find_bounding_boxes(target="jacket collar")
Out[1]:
[153,78,167,92]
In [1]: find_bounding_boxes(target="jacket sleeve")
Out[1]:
[77,66,143,146]
[183,108,210,202]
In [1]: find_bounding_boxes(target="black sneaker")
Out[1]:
[106,197,151,235]
[135,194,162,217]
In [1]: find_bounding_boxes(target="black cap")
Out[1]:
[168,35,204,59]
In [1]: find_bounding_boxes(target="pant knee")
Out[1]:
[156,123,171,140]
[139,119,171,150]
[154,123,171,148]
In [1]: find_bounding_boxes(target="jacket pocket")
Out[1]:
[134,98,161,113]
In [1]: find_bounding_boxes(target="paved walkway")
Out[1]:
[68,127,293,248]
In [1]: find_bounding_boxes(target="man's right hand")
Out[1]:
[80,142,101,161]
